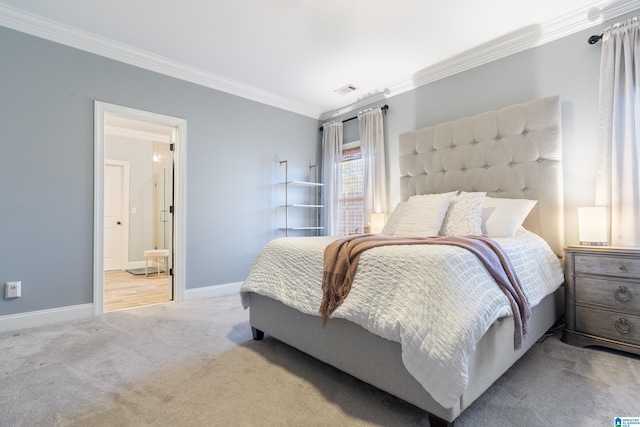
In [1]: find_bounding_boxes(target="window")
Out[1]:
[338,142,364,235]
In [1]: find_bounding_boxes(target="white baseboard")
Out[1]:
[0,304,94,333]
[0,282,243,333]
[184,282,242,300]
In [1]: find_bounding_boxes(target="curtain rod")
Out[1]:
[319,104,388,131]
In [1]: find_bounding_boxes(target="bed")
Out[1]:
[241,96,565,426]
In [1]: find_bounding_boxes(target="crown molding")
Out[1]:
[1,1,637,121]
[0,4,322,119]
[319,91,388,121]
[321,0,639,118]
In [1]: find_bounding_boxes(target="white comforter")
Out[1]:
[240,229,564,408]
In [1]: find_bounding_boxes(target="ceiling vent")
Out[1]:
[334,84,358,95]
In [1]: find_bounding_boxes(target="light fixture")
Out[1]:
[370,213,386,234]
[578,207,607,246]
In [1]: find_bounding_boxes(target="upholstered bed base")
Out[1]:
[248,287,564,424]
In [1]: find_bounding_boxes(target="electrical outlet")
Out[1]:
[5,281,21,298]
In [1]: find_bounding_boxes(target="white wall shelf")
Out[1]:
[279,160,323,237]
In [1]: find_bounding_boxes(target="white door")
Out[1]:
[104,161,127,271]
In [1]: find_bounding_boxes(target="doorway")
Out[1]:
[103,131,174,311]
[94,101,187,316]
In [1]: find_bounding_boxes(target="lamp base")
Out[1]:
[579,241,607,246]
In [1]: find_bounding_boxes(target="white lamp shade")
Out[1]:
[578,207,607,245]
[370,213,386,234]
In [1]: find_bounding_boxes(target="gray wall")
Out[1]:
[0,26,319,316]
[2,8,638,317]
[328,9,640,248]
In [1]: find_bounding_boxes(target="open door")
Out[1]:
[153,141,174,300]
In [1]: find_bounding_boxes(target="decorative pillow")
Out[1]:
[381,202,408,236]
[440,192,486,236]
[481,197,538,237]
[391,193,453,237]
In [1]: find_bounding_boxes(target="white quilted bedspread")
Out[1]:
[240,229,563,408]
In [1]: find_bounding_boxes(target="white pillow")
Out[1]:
[481,197,537,237]
[440,192,486,236]
[381,202,408,236]
[391,193,453,237]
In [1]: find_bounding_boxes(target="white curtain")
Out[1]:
[595,17,640,246]
[358,106,387,223]
[322,120,343,236]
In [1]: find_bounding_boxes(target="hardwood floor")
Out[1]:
[104,269,172,312]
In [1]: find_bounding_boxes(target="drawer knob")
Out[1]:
[615,318,633,335]
[614,286,632,302]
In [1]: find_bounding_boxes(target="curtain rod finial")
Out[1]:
[588,34,602,44]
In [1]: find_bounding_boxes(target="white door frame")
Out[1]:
[93,101,187,316]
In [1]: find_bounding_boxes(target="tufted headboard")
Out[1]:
[398,96,564,255]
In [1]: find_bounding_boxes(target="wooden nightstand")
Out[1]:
[563,245,640,355]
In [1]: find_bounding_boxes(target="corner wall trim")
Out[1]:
[0,304,94,333]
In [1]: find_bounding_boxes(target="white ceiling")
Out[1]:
[0,0,636,119]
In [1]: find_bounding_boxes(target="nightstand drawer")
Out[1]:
[576,306,640,345]
[574,254,640,279]
[575,277,640,311]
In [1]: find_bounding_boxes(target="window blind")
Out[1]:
[339,146,364,235]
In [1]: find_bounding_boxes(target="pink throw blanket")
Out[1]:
[320,234,531,350]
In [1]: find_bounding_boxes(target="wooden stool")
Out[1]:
[143,249,170,277]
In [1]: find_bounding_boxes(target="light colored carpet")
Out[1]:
[1,295,639,426]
